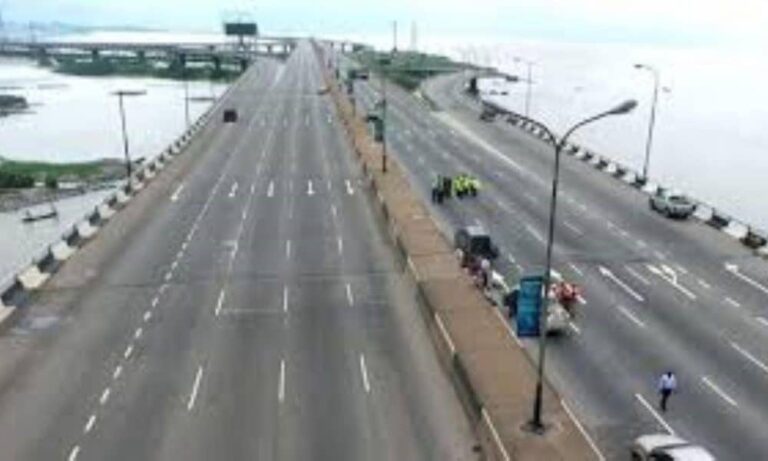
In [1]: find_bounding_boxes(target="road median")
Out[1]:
[315,43,598,461]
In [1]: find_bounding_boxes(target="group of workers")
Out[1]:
[431,173,481,204]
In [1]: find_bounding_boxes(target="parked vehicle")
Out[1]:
[454,226,499,263]
[223,109,238,123]
[650,189,695,219]
[631,434,715,461]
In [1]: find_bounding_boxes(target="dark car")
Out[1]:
[223,109,238,123]
[454,225,499,261]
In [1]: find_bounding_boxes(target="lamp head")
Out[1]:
[608,99,638,115]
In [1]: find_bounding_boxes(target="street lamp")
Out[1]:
[112,89,147,179]
[635,63,660,182]
[514,57,534,117]
[525,99,637,433]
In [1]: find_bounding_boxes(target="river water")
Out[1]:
[359,34,768,234]
[0,47,229,286]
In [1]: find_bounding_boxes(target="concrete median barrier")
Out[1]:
[116,189,131,206]
[76,220,98,240]
[319,45,597,460]
[17,265,49,290]
[51,241,75,261]
[97,203,115,221]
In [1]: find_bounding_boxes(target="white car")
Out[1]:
[631,434,715,461]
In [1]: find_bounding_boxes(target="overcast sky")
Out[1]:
[3,0,767,46]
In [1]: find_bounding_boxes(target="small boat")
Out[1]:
[22,204,59,223]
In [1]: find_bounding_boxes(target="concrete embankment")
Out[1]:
[314,44,599,460]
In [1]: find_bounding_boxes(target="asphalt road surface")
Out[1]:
[348,58,768,460]
[0,43,476,461]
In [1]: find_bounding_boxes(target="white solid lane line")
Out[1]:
[617,305,646,328]
[123,344,134,359]
[563,221,583,235]
[635,393,675,435]
[525,224,546,245]
[725,297,741,308]
[278,359,286,403]
[84,414,96,434]
[599,266,645,303]
[730,341,768,374]
[359,354,371,393]
[561,399,606,461]
[215,289,226,317]
[701,376,738,407]
[345,283,354,306]
[99,387,111,406]
[68,445,81,461]
[724,263,768,295]
[187,366,204,411]
[170,183,184,202]
[568,263,583,277]
[625,266,651,286]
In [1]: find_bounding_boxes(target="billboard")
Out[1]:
[516,275,543,337]
[224,22,258,36]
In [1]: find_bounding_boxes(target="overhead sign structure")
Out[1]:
[516,275,544,337]
[224,22,258,37]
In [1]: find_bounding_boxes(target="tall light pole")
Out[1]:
[514,57,534,117]
[635,63,660,182]
[183,69,191,129]
[112,90,146,180]
[525,99,637,433]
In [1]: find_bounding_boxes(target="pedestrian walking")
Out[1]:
[658,371,677,412]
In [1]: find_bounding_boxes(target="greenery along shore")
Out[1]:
[0,157,124,189]
[50,56,243,81]
[351,49,468,91]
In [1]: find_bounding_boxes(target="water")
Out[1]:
[0,40,230,285]
[362,34,768,233]
[464,40,768,233]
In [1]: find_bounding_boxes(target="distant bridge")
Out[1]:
[0,38,365,71]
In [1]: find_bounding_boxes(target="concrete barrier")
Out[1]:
[97,203,115,221]
[707,211,731,230]
[724,221,749,240]
[742,230,768,250]
[17,265,49,290]
[51,240,75,261]
[76,220,98,240]
[116,189,131,205]
[129,179,144,192]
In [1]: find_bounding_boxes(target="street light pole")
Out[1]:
[183,71,191,129]
[526,99,638,432]
[117,93,131,178]
[112,89,147,180]
[635,63,660,182]
[515,57,534,118]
